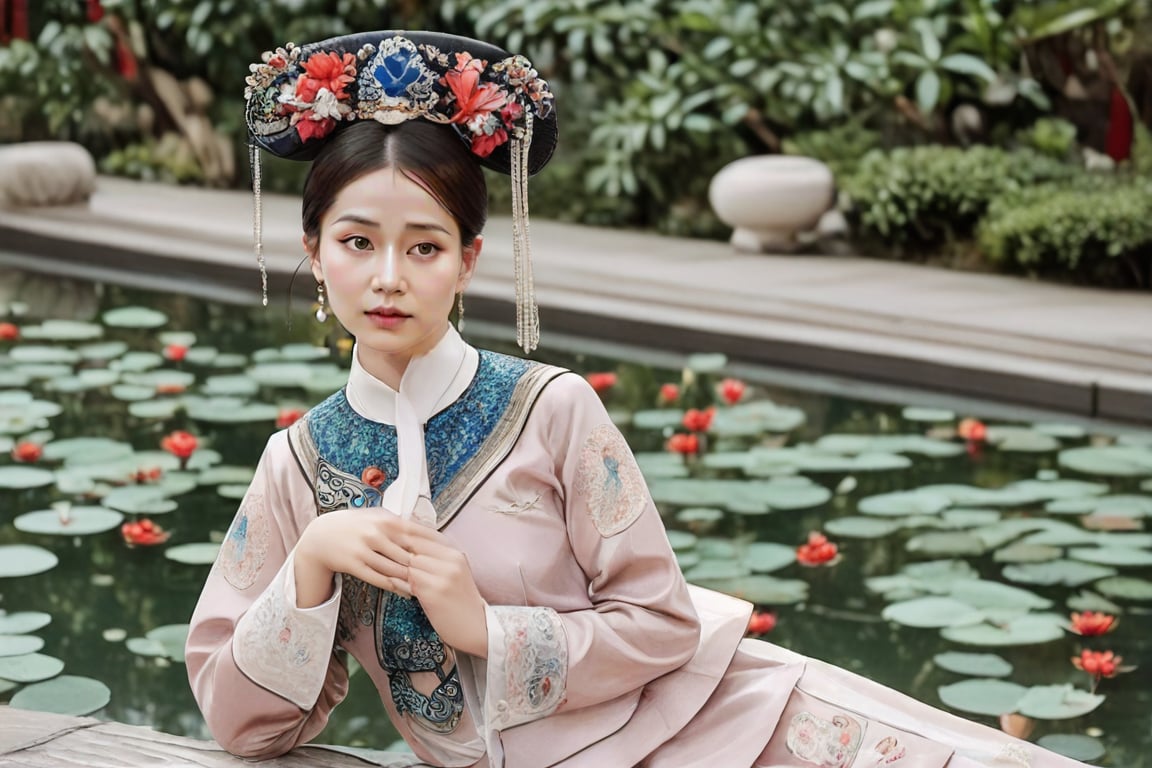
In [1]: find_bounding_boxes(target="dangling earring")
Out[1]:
[456,292,465,333]
[315,282,328,323]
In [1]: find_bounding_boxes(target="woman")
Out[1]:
[187,30,1085,768]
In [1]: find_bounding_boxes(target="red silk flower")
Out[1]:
[445,52,507,126]
[296,51,356,102]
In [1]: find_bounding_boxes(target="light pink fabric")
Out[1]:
[186,340,1092,768]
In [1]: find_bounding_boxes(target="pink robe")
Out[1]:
[186,329,1088,768]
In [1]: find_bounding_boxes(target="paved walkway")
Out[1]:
[0,176,1149,424]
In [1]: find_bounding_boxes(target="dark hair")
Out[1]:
[301,121,488,248]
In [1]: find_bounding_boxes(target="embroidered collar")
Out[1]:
[345,326,479,426]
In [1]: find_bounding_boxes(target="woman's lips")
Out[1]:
[365,308,410,329]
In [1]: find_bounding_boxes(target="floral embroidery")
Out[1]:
[785,711,863,768]
[493,606,567,725]
[245,35,554,160]
[219,492,269,591]
[233,568,335,708]
[574,423,648,537]
[316,457,386,512]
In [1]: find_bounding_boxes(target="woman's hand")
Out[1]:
[401,525,490,659]
[294,508,414,608]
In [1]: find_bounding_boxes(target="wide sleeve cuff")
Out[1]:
[232,550,342,709]
[483,605,568,731]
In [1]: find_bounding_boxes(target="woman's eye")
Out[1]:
[343,236,371,251]
[414,242,438,257]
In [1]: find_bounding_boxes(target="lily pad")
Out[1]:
[986,426,1061,452]
[47,369,120,393]
[9,345,80,364]
[701,575,809,605]
[42,437,134,463]
[1036,734,1106,761]
[940,508,1001,528]
[993,543,1061,564]
[675,507,724,525]
[21,320,103,341]
[110,351,164,372]
[901,407,955,422]
[1016,684,1105,720]
[0,466,55,489]
[1046,494,1152,518]
[941,613,1065,646]
[714,400,806,435]
[906,532,987,557]
[0,652,64,682]
[665,530,698,551]
[0,634,44,657]
[1058,446,1152,477]
[858,490,951,517]
[128,399,183,419]
[158,331,197,347]
[1066,590,1123,614]
[0,612,51,634]
[636,452,690,479]
[882,597,984,629]
[938,679,1027,716]
[1094,576,1152,601]
[14,506,124,535]
[9,674,111,716]
[824,517,901,539]
[164,542,221,565]
[685,559,748,582]
[815,434,964,458]
[127,623,188,662]
[102,306,168,328]
[0,545,58,577]
[184,397,279,424]
[632,410,686,431]
[949,579,1051,610]
[217,484,250,500]
[101,486,178,515]
[110,384,157,401]
[1001,559,1117,587]
[744,542,796,573]
[78,341,128,360]
[196,465,256,486]
[933,652,1012,677]
[1068,547,1152,567]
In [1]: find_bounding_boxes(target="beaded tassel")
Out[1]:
[511,113,539,353]
[250,143,268,307]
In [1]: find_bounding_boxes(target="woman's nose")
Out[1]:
[371,247,402,292]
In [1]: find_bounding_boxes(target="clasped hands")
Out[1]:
[295,506,489,658]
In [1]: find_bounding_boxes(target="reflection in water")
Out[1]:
[0,274,1149,765]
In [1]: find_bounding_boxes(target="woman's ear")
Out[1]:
[304,235,323,283]
[458,235,482,293]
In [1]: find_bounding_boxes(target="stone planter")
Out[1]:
[0,142,96,208]
[708,155,835,252]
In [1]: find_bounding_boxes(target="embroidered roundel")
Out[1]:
[220,492,270,590]
[574,423,647,537]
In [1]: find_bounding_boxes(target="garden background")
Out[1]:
[2,0,1151,287]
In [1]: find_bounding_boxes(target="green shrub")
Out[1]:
[841,145,1075,245]
[782,123,882,179]
[1015,117,1079,161]
[979,173,1152,288]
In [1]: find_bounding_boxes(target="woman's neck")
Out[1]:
[354,323,452,391]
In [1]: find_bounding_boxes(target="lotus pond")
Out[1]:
[0,270,1150,766]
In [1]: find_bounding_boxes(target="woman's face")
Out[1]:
[309,166,479,385]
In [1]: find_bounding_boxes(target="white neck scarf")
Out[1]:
[344,326,479,525]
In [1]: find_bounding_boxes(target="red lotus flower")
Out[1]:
[161,430,198,468]
[121,518,170,547]
[276,408,304,429]
[361,466,387,488]
[796,531,839,567]
[957,417,987,442]
[659,383,680,405]
[667,433,700,455]
[1072,650,1121,680]
[155,382,186,395]
[682,407,716,433]
[586,372,618,394]
[747,610,776,635]
[11,442,42,463]
[0,322,18,341]
[719,378,746,406]
[1069,611,1117,637]
[445,52,507,126]
[296,51,356,102]
[163,344,188,362]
